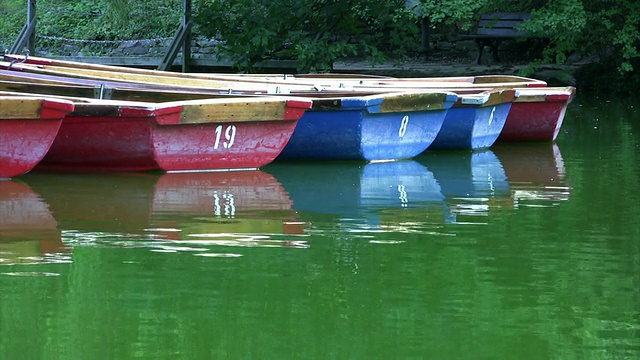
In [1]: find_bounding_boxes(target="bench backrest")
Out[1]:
[476,12,531,37]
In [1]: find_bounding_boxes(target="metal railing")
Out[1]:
[10,0,193,71]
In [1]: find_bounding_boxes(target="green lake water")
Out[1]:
[1,95,639,359]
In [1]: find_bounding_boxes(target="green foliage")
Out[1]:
[32,0,180,40]
[515,0,639,94]
[0,0,25,50]
[415,0,639,95]
[3,0,640,94]
[2,0,181,55]
[195,0,419,72]
[413,0,488,30]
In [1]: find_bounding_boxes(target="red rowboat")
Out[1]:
[0,96,74,179]
[498,86,576,142]
[34,97,312,172]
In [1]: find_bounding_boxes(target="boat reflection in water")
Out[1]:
[21,170,307,255]
[418,142,571,225]
[4,143,570,258]
[264,160,447,238]
[491,142,571,207]
[148,171,307,249]
[0,180,67,266]
[417,149,512,224]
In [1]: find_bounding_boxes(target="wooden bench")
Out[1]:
[460,12,544,64]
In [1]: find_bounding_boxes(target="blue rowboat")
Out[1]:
[427,89,516,150]
[277,91,458,161]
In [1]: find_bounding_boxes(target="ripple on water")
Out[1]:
[0,253,72,266]
[193,253,243,258]
[1,272,61,277]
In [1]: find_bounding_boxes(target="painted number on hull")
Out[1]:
[399,115,409,137]
[488,106,496,126]
[214,125,237,149]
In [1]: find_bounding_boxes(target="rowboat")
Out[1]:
[0,72,460,161]
[4,53,549,88]
[277,91,458,161]
[4,56,570,152]
[0,180,64,264]
[0,59,323,93]
[22,170,305,246]
[0,96,74,179]
[498,86,576,142]
[3,55,573,143]
[0,71,519,154]
[428,88,515,150]
[0,74,227,102]
[29,96,312,172]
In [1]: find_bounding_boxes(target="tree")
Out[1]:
[194,0,420,72]
[415,0,639,94]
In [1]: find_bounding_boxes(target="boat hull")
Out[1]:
[0,98,74,179]
[429,102,512,150]
[427,89,516,150]
[498,99,569,142]
[35,98,311,172]
[279,108,449,161]
[38,110,300,172]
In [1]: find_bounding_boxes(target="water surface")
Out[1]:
[1,95,638,359]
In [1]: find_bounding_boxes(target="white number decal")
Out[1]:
[488,106,496,126]
[398,184,408,208]
[399,115,409,137]
[214,125,237,149]
[224,125,236,149]
[213,191,236,217]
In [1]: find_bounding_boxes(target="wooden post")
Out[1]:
[421,17,430,56]
[27,0,36,53]
[182,0,191,72]
[158,0,192,71]
[10,0,37,54]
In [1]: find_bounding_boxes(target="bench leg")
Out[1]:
[474,39,488,65]
[489,40,501,62]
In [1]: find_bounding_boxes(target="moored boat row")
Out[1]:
[0,54,576,178]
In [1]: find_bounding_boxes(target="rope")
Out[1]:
[36,34,174,44]
[36,3,182,17]
[0,7,25,15]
